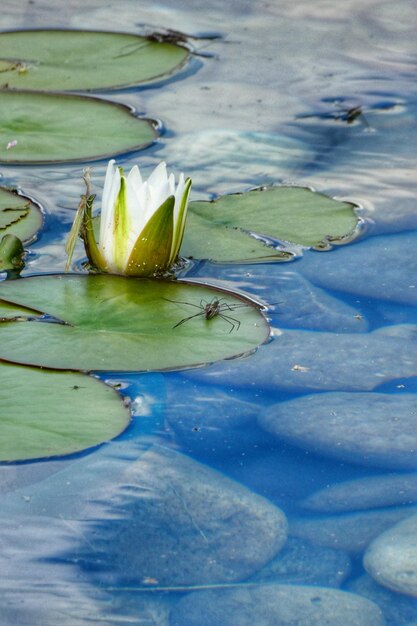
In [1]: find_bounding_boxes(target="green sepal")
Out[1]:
[0,234,25,272]
[126,195,175,276]
[169,177,192,265]
[81,194,106,270]
[113,173,131,273]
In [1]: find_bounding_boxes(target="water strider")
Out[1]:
[164,297,272,333]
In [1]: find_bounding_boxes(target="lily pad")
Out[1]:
[0,91,157,164]
[0,274,270,372]
[0,186,43,242]
[0,360,130,461]
[0,298,38,318]
[0,29,190,91]
[181,186,360,263]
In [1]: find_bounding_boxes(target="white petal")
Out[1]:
[100,159,116,233]
[126,164,143,195]
[147,161,168,189]
[125,167,147,257]
[99,162,120,266]
[168,172,176,196]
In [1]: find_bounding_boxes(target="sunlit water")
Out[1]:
[1,0,417,624]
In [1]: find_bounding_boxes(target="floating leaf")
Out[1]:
[0,186,43,242]
[0,274,270,372]
[181,186,360,263]
[0,298,38,319]
[0,91,157,164]
[0,29,190,92]
[0,360,130,461]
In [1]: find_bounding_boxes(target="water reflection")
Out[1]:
[2,0,417,623]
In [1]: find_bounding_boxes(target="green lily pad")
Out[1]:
[181,186,360,263]
[0,186,43,242]
[0,29,189,92]
[0,91,157,164]
[0,274,270,372]
[0,360,130,461]
[0,298,38,318]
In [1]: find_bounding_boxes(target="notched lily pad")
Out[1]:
[0,29,190,92]
[0,91,158,164]
[0,186,43,242]
[0,360,130,462]
[0,298,39,319]
[181,186,361,263]
[0,274,270,372]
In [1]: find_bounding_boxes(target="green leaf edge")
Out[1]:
[0,28,191,92]
[184,184,362,263]
[0,90,159,165]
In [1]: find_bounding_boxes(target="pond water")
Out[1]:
[1,0,417,624]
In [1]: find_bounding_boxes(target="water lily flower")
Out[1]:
[66,160,192,277]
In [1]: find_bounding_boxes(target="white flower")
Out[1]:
[66,160,191,277]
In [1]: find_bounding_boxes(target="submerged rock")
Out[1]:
[365,512,417,598]
[250,536,351,587]
[165,378,270,455]
[290,506,417,554]
[74,445,288,586]
[0,445,288,588]
[190,265,368,333]
[169,583,386,626]
[300,230,417,307]
[259,392,417,469]
[302,473,417,513]
[186,324,417,393]
[348,574,417,626]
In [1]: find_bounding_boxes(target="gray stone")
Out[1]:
[169,583,386,626]
[165,379,270,455]
[365,512,417,598]
[0,446,287,588]
[302,473,417,513]
[0,459,71,494]
[219,446,343,511]
[89,446,288,585]
[290,506,417,554]
[300,231,417,307]
[259,392,417,469]
[189,266,368,333]
[185,325,417,393]
[348,574,417,626]
[250,537,351,587]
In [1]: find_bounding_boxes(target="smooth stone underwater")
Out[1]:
[250,537,351,588]
[185,324,417,393]
[302,473,417,513]
[0,445,288,586]
[290,506,417,554]
[169,584,386,626]
[348,574,417,626]
[259,392,417,469]
[164,377,271,455]
[191,265,369,333]
[365,512,417,598]
[299,230,417,307]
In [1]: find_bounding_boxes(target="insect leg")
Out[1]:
[172,311,205,328]
[163,297,202,310]
[218,313,241,333]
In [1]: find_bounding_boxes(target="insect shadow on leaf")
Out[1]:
[164,297,267,333]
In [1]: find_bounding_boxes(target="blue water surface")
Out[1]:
[1,0,417,624]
